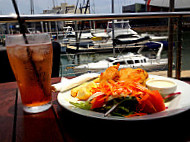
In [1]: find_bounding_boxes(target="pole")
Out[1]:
[176,16,182,79]
[45,22,48,32]
[74,0,79,14]
[41,21,44,33]
[112,0,115,57]
[6,23,10,34]
[89,0,92,29]
[75,0,79,51]
[167,0,174,77]
[55,21,58,40]
[52,0,55,8]
[77,0,90,51]
[30,0,34,14]
[48,21,51,33]
[145,0,148,12]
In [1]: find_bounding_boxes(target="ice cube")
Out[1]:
[32,52,44,62]
[14,45,30,61]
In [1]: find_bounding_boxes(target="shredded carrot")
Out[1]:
[90,77,165,114]
[91,80,153,102]
[90,97,97,104]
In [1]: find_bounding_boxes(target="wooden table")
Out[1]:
[1,78,190,142]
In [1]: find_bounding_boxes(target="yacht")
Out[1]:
[106,20,150,45]
[59,26,94,50]
[73,42,169,73]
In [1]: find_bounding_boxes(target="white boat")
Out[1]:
[60,27,94,48]
[106,20,150,45]
[90,20,151,48]
[62,26,76,38]
[73,42,169,73]
[63,21,167,53]
[27,28,41,34]
[62,26,93,40]
[107,20,138,38]
[91,29,110,43]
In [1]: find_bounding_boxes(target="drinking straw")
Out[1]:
[11,0,45,95]
[11,0,28,44]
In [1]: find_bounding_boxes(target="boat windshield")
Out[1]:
[115,23,122,29]
[135,60,140,63]
[106,57,115,62]
[113,61,126,65]
[123,23,130,29]
[126,60,134,64]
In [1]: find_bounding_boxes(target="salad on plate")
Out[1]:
[69,64,166,117]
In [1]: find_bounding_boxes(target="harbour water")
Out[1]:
[60,31,190,77]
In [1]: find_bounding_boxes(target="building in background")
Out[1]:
[43,2,91,30]
[147,0,190,12]
[43,3,89,14]
[122,3,145,13]
[122,3,167,32]
[122,1,190,31]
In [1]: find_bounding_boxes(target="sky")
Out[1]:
[0,0,145,15]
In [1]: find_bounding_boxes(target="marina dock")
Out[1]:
[64,45,142,53]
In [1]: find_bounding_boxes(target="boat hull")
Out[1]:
[73,61,168,74]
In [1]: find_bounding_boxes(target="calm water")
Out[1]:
[60,31,190,77]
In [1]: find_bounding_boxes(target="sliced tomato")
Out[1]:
[139,90,165,114]
[149,90,166,112]
[91,94,105,109]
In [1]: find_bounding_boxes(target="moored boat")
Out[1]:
[73,42,169,73]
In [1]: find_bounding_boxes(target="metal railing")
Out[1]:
[0,12,190,79]
[0,12,190,22]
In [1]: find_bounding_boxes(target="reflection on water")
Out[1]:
[60,31,190,77]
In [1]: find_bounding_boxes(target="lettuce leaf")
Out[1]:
[70,101,92,110]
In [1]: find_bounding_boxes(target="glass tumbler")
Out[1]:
[6,33,53,113]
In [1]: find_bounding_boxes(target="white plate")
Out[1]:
[57,75,190,120]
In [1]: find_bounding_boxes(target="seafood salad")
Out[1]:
[70,64,166,117]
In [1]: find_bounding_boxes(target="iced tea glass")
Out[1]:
[6,33,53,113]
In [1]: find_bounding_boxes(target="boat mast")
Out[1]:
[52,0,55,8]
[30,0,34,14]
[75,0,80,51]
[30,0,37,33]
[76,0,90,51]
[112,0,116,57]
[74,0,79,14]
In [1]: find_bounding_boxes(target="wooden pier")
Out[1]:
[62,44,143,53]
